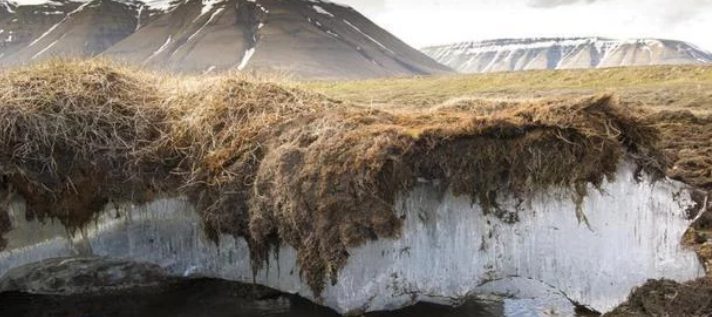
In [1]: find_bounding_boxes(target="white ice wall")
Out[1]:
[0,162,704,315]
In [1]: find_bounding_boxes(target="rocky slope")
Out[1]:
[422,37,712,73]
[0,0,450,79]
[0,0,150,64]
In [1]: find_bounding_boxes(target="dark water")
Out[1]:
[0,279,503,317]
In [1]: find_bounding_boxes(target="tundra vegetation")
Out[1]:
[0,60,710,314]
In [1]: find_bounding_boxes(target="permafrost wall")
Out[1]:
[0,163,704,315]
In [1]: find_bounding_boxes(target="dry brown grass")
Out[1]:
[0,60,667,296]
[643,111,712,189]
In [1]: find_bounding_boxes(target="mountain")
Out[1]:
[0,0,150,63]
[422,37,712,73]
[0,0,451,79]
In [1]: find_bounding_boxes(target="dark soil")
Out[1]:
[645,110,712,189]
[605,279,712,317]
[0,179,12,250]
[0,279,288,317]
[0,278,502,317]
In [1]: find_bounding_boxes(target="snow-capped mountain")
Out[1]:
[0,0,451,79]
[422,37,712,73]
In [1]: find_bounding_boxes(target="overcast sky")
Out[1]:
[336,0,712,51]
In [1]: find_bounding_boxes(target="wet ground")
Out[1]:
[0,279,504,317]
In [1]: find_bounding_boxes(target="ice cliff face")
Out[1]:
[0,162,704,315]
[422,37,712,73]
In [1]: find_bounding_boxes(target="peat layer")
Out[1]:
[604,279,712,317]
[0,60,667,296]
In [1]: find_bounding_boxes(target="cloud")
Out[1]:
[655,0,712,24]
[528,0,600,8]
[347,0,386,8]
[337,0,387,19]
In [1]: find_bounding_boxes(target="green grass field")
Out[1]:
[302,65,712,113]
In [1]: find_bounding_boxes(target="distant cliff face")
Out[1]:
[0,0,451,79]
[422,38,712,73]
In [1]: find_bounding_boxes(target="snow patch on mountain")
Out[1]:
[31,38,59,59]
[1,0,15,13]
[27,0,92,47]
[187,6,223,41]
[343,19,394,54]
[305,0,349,8]
[147,35,171,60]
[198,0,222,17]
[237,46,255,70]
[143,0,176,11]
[312,5,332,17]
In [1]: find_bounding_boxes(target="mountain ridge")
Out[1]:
[0,0,452,79]
[422,37,712,73]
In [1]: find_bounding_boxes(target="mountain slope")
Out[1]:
[0,0,451,79]
[0,0,155,65]
[422,37,712,73]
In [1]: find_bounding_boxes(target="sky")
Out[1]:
[336,0,712,51]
